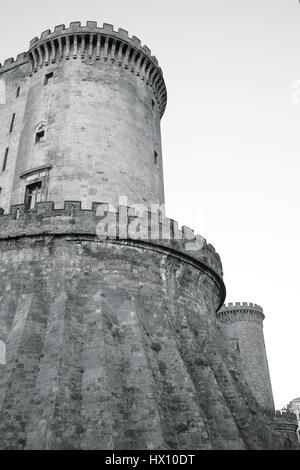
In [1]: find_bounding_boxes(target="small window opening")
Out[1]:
[44,72,54,86]
[236,342,240,352]
[154,151,158,165]
[9,113,15,133]
[0,187,2,195]
[152,99,155,109]
[16,86,20,98]
[35,130,45,143]
[0,340,5,365]
[25,181,42,210]
[2,148,9,172]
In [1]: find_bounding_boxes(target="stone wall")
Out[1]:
[0,62,30,214]
[0,206,294,450]
[0,232,275,450]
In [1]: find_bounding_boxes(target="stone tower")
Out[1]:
[216,302,275,414]
[0,21,166,213]
[0,21,298,450]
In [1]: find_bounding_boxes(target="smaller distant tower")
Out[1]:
[217,302,275,414]
[287,397,300,442]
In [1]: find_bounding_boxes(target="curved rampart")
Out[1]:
[0,200,225,306]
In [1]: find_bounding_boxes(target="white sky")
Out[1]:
[0,0,299,409]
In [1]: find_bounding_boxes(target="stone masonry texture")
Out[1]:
[217,304,275,414]
[0,21,299,450]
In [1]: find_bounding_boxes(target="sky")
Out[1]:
[0,0,299,409]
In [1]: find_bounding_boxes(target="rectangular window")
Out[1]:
[25,181,42,210]
[35,130,45,143]
[44,72,54,86]
[16,86,20,98]
[2,148,8,172]
[152,99,155,109]
[154,151,158,165]
[10,113,15,133]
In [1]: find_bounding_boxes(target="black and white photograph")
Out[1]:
[0,0,299,457]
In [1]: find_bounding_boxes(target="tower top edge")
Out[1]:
[0,21,161,73]
[216,302,265,323]
[27,21,160,68]
[220,302,263,312]
[0,21,167,117]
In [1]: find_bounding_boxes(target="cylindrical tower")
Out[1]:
[1,21,167,212]
[216,302,275,414]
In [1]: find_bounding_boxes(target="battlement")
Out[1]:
[0,21,167,116]
[275,411,298,423]
[0,53,28,74]
[26,21,167,116]
[216,302,265,323]
[220,302,263,312]
[0,201,225,301]
[273,411,299,434]
[28,21,158,65]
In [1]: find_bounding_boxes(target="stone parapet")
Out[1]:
[0,53,28,75]
[0,200,225,306]
[27,21,167,116]
[273,411,299,434]
[0,21,167,116]
[217,302,265,323]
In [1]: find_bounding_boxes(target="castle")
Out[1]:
[0,21,298,450]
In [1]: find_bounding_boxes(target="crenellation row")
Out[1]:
[28,21,158,66]
[0,21,166,115]
[216,310,265,324]
[26,23,167,116]
[275,410,298,423]
[0,200,224,280]
[273,411,298,434]
[220,302,263,312]
[0,52,28,73]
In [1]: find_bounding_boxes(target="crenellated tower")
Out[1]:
[0,21,167,213]
[217,302,275,414]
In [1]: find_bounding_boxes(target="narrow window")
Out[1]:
[0,340,5,365]
[44,72,53,86]
[25,181,42,210]
[154,151,158,165]
[35,130,45,143]
[16,86,20,98]
[152,99,155,109]
[236,342,240,352]
[9,113,16,133]
[0,187,2,195]
[2,148,8,172]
